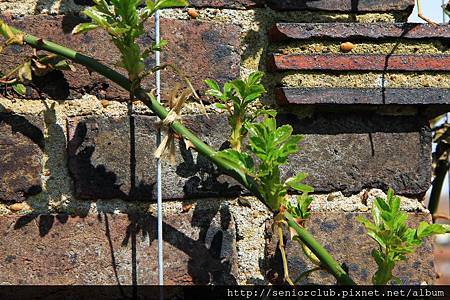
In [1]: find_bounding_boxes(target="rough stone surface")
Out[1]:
[68,0,264,9]
[307,189,427,213]
[35,0,411,11]
[266,0,415,12]
[269,54,450,72]
[278,112,431,196]
[0,113,44,202]
[265,212,436,285]
[0,15,240,100]
[67,114,242,201]
[229,197,271,284]
[276,87,450,106]
[0,208,237,285]
[68,113,430,200]
[269,23,450,42]
[158,18,240,101]
[189,0,263,8]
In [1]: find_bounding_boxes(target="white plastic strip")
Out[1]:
[154,10,164,287]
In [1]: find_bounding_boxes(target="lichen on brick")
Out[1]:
[279,71,450,88]
[273,40,450,55]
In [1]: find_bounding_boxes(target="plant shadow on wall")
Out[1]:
[379,23,419,105]
[11,210,237,286]
[34,0,95,14]
[1,0,240,285]
[0,103,45,202]
[7,113,238,285]
[2,0,449,287]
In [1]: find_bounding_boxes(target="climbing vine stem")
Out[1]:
[0,21,355,286]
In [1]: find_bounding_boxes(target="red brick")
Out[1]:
[0,15,240,100]
[276,87,450,106]
[269,23,450,42]
[0,113,44,202]
[0,210,238,284]
[266,0,415,12]
[269,54,450,72]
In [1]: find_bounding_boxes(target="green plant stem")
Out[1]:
[285,211,355,285]
[2,23,355,285]
[429,159,447,215]
[230,114,242,151]
[294,266,323,284]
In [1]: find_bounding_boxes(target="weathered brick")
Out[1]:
[0,208,238,284]
[67,114,242,201]
[269,23,450,42]
[0,113,44,202]
[278,112,431,196]
[68,113,430,200]
[0,15,240,100]
[189,0,263,8]
[73,0,263,9]
[158,18,240,101]
[276,87,450,106]
[269,54,450,72]
[266,0,415,12]
[265,212,435,285]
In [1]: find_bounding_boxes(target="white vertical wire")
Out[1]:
[155,10,164,288]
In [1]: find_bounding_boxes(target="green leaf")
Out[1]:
[155,0,189,9]
[417,222,448,239]
[360,188,450,285]
[229,79,246,99]
[367,231,387,249]
[83,8,110,29]
[214,103,227,110]
[386,188,395,204]
[214,149,254,173]
[204,79,220,92]
[72,23,99,35]
[247,71,264,86]
[286,173,313,193]
[205,89,224,99]
[243,92,262,102]
[274,125,293,145]
[151,39,168,52]
[292,183,314,193]
[286,173,308,185]
[298,194,313,217]
[390,195,400,214]
[53,60,76,71]
[254,109,277,118]
[18,61,32,82]
[12,83,26,95]
[372,203,382,227]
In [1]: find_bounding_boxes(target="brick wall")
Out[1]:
[0,0,448,285]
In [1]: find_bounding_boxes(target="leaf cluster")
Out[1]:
[205,72,269,151]
[215,115,313,211]
[286,191,313,221]
[357,188,450,285]
[73,0,188,81]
